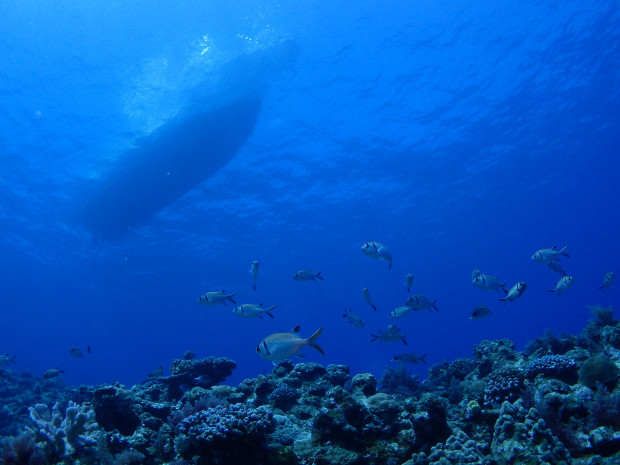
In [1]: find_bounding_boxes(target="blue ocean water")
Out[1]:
[0,0,618,389]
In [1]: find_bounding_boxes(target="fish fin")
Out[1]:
[308,327,323,341]
[307,342,325,356]
[599,285,605,290]
[291,325,301,333]
[371,304,377,311]
[253,284,256,291]
[421,354,428,364]
[228,296,237,304]
[502,288,509,295]
[266,312,275,319]
[389,262,392,270]
[317,272,324,280]
[401,337,407,345]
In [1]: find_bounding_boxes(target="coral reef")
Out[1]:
[1,315,620,464]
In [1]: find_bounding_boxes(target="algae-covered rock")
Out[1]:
[579,355,620,390]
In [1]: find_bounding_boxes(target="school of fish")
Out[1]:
[188,242,612,372]
[23,243,612,381]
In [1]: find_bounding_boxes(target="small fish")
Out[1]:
[406,294,439,312]
[68,347,84,358]
[43,368,63,379]
[392,353,427,364]
[531,245,569,263]
[198,290,236,306]
[233,303,276,319]
[147,366,164,379]
[193,374,215,386]
[547,261,567,276]
[361,241,392,270]
[470,304,493,320]
[294,270,324,282]
[0,354,16,367]
[390,305,414,319]
[600,271,615,290]
[370,324,407,345]
[257,326,324,361]
[472,274,507,293]
[549,276,575,295]
[342,308,365,328]
[250,261,259,291]
[500,281,527,304]
[471,268,482,280]
[404,274,414,293]
[362,287,377,311]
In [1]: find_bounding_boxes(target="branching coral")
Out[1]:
[27,401,99,459]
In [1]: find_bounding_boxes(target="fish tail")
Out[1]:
[266,312,275,319]
[558,246,569,257]
[371,304,377,311]
[228,294,237,304]
[401,336,407,345]
[432,299,439,312]
[388,262,392,270]
[308,327,323,342]
[370,333,378,342]
[317,272,324,280]
[253,284,256,291]
[421,354,428,364]
[306,327,324,355]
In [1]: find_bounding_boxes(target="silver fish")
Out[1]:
[43,368,63,379]
[549,276,575,295]
[361,241,392,270]
[233,303,276,319]
[257,326,324,361]
[470,304,493,320]
[531,245,569,263]
[294,270,324,281]
[390,305,414,319]
[404,273,414,293]
[343,308,365,328]
[198,290,236,306]
[406,294,439,312]
[362,287,377,311]
[250,261,259,291]
[370,324,407,345]
[472,274,507,293]
[547,261,567,276]
[500,281,527,304]
[392,353,427,364]
[0,354,16,367]
[600,271,615,290]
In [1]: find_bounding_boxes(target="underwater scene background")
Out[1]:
[1,0,619,463]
